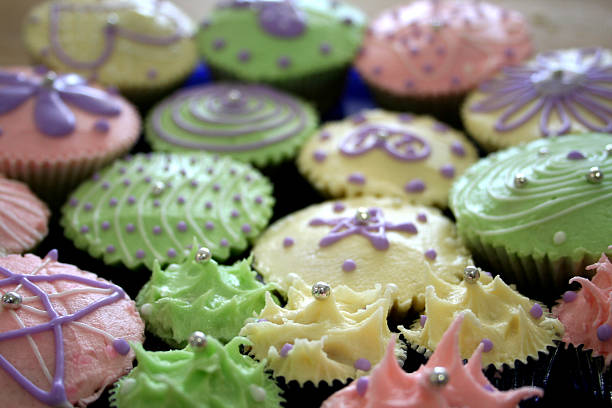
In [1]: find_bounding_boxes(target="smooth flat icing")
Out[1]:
[146,83,318,166]
[399,265,563,368]
[136,245,278,346]
[298,110,478,206]
[252,197,473,312]
[110,335,283,408]
[61,153,274,268]
[322,316,543,408]
[464,48,612,151]
[239,274,404,386]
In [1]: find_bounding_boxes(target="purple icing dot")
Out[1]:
[93,119,110,133]
[231,210,240,218]
[69,198,79,207]
[126,223,135,233]
[342,259,357,272]
[451,141,466,157]
[333,202,345,213]
[440,164,455,179]
[123,179,131,186]
[451,76,461,86]
[417,213,427,223]
[419,315,427,328]
[153,226,162,235]
[505,47,515,59]
[398,113,414,123]
[213,38,226,50]
[283,237,294,248]
[242,224,252,233]
[245,174,252,182]
[484,384,495,392]
[83,202,93,211]
[255,196,263,204]
[233,194,241,202]
[597,324,612,341]
[562,290,577,303]
[101,221,110,230]
[277,56,291,68]
[425,249,437,260]
[113,339,130,355]
[405,179,426,193]
[213,183,221,192]
[410,46,420,56]
[405,80,415,89]
[356,377,368,396]
[119,167,126,175]
[207,167,214,175]
[567,150,586,160]
[320,42,331,55]
[220,238,229,247]
[136,250,145,259]
[280,343,293,357]
[530,304,543,319]
[153,200,160,207]
[179,169,187,176]
[144,176,152,183]
[109,198,118,207]
[436,46,446,56]
[177,221,188,232]
[348,172,366,185]
[106,245,115,254]
[423,64,434,74]
[205,221,214,230]
[167,248,177,258]
[127,196,136,205]
[319,131,331,141]
[102,181,110,190]
[177,196,186,205]
[80,225,89,234]
[237,50,251,62]
[481,338,494,352]
[190,180,198,187]
[354,358,371,371]
[205,201,213,209]
[92,173,100,181]
[313,150,327,162]
[372,66,383,76]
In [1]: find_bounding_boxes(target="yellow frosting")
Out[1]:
[252,197,473,312]
[399,266,564,368]
[297,109,478,207]
[239,274,404,386]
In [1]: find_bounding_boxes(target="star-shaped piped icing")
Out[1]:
[239,274,405,386]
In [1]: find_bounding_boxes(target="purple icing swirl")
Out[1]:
[339,125,431,161]
[471,48,612,136]
[221,0,306,38]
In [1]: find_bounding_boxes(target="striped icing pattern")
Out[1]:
[61,153,274,268]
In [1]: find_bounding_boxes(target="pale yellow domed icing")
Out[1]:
[399,266,563,368]
[239,274,404,386]
[252,197,473,312]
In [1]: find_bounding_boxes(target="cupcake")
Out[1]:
[146,82,318,167]
[322,315,544,408]
[61,152,274,269]
[0,67,140,203]
[110,333,283,408]
[449,134,612,300]
[0,251,144,407]
[355,0,532,121]
[23,0,198,104]
[196,0,366,111]
[297,109,478,207]
[0,176,50,256]
[463,47,612,152]
[136,244,278,347]
[251,197,473,313]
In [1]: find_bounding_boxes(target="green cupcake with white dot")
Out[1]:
[449,134,612,300]
[197,0,366,110]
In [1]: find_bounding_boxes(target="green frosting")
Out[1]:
[450,134,612,261]
[197,0,366,81]
[145,83,318,166]
[110,336,283,408]
[61,153,274,269]
[137,245,279,347]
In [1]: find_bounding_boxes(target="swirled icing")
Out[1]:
[61,153,274,269]
[297,110,478,207]
[553,254,612,365]
[464,48,612,150]
[136,244,278,346]
[398,264,563,368]
[0,177,49,256]
[110,336,283,408]
[322,316,543,408]
[146,83,318,166]
[355,0,532,95]
[239,274,405,386]
[449,134,612,260]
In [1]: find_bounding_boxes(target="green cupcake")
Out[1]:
[110,334,283,408]
[61,153,274,269]
[197,0,366,110]
[146,82,318,167]
[449,134,612,299]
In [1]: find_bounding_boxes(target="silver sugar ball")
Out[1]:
[605,144,612,155]
[312,282,331,300]
[195,247,212,263]
[552,69,564,80]
[538,147,550,156]
[43,71,57,87]
[429,366,450,386]
[586,166,603,184]
[513,173,528,188]
[189,331,207,349]
[151,181,165,196]
[227,89,242,101]
[376,129,390,139]
[464,266,481,283]
[107,13,119,26]
[355,207,370,225]
[1,291,22,309]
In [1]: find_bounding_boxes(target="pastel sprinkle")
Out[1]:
[354,358,371,371]
[313,150,327,162]
[106,245,115,253]
[597,324,612,341]
[177,221,188,232]
[419,315,427,328]
[205,221,214,230]
[356,377,369,396]
[425,249,437,260]
[167,248,177,258]
[348,172,366,185]
[242,224,252,233]
[342,259,357,272]
[405,179,426,193]
[283,237,294,248]
[530,304,543,319]
[126,223,135,233]
[440,164,455,179]
[481,338,494,352]
[136,250,145,259]
[562,291,577,303]
[280,343,293,357]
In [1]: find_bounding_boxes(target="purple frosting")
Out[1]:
[339,125,431,162]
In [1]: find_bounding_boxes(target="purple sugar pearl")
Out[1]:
[213,38,226,50]
[205,221,214,230]
[481,338,494,352]
[102,181,110,190]
[277,56,291,68]
[419,315,427,328]
[94,119,110,133]
[356,377,368,396]
[126,223,135,233]
[191,180,198,188]
[153,200,160,207]
[320,43,331,55]
[342,259,356,272]
[530,304,543,319]
[147,69,158,80]
[109,198,118,207]
[440,164,455,179]
[113,339,131,355]
[319,131,331,141]
[80,225,89,234]
[237,50,251,62]
[231,210,240,218]
[354,358,371,371]
[313,150,327,162]
[153,226,162,235]
[233,194,241,202]
[598,324,612,342]
[177,196,185,205]
[567,150,586,160]
[205,201,213,209]
[562,290,577,303]
[283,237,294,248]
[177,221,188,232]
[220,238,229,247]
[333,202,345,212]
[451,141,466,157]
[69,198,79,207]
[405,179,425,193]
[106,245,115,254]
[167,248,177,258]
[348,172,366,185]
[242,224,252,233]
[255,196,263,204]
[127,196,136,205]
[417,213,427,223]
[101,221,110,230]
[425,249,437,260]
[83,202,93,211]
[213,183,220,192]
[136,250,145,259]
[280,343,293,357]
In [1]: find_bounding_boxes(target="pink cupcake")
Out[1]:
[0,251,144,407]
[0,67,140,203]
[354,0,532,121]
[0,176,50,256]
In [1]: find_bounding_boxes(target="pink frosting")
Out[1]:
[0,254,144,407]
[355,0,532,96]
[0,177,49,255]
[553,254,612,365]
[322,315,542,408]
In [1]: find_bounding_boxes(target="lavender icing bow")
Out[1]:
[339,125,431,161]
[0,70,121,137]
[222,0,306,37]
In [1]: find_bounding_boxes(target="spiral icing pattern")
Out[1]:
[147,83,317,166]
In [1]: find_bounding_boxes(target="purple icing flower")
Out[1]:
[471,48,612,136]
[339,125,431,162]
[0,70,121,137]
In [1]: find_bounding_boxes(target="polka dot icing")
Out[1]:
[62,153,274,268]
